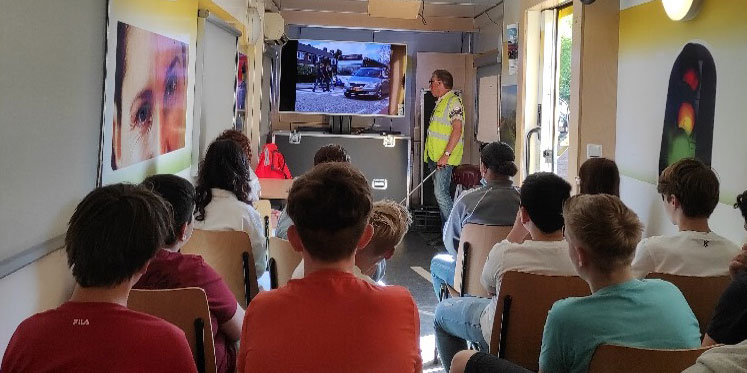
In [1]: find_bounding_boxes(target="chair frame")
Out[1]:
[587,344,717,373]
[438,224,512,301]
[181,229,259,309]
[489,271,590,371]
[128,288,216,373]
[267,237,302,289]
[646,273,731,336]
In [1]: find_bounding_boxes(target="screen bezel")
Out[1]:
[279,38,407,118]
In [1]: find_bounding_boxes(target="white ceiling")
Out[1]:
[267,0,502,19]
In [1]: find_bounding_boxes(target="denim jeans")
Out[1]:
[428,160,454,226]
[434,296,491,372]
[430,254,456,300]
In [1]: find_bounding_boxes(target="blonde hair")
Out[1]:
[563,194,643,271]
[367,200,412,256]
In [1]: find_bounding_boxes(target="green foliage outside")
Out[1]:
[558,15,572,104]
[558,36,571,104]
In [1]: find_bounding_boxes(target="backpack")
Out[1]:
[255,143,292,179]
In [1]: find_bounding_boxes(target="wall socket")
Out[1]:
[587,144,603,158]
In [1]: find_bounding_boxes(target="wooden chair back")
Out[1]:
[128,288,216,373]
[268,237,303,289]
[490,271,590,371]
[647,273,731,336]
[453,224,512,298]
[181,229,259,309]
[588,344,715,373]
[258,178,294,200]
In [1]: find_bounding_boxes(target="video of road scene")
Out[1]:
[279,39,406,116]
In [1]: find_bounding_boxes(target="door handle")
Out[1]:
[525,127,541,176]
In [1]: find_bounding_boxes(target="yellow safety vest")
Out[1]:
[424,91,463,165]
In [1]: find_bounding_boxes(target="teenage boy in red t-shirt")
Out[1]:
[1,184,196,373]
[135,174,243,373]
[238,163,423,373]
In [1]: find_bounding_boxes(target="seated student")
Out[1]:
[683,340,747,373]
[451,194,701,373]
[274,144,393,281]
[1,185,196,372]
[702,190,747,346]
[434,172,575,371]
[577,157,620,196]
[237,163,422,372]
[215,129,261,202]
[291,199,411,283]
[135,174,244,373]
[632,158,739,278]
[194,139,267,277]
[430,142,521,299]
[275,143,350,240]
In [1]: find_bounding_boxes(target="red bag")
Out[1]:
[255,143,292,179]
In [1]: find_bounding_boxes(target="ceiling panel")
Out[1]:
[269,0,501,19]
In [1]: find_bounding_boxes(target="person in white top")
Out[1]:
[434,172,576,371]
[631,159,739,278]
[292,200,412,284]
[194,139,267,277]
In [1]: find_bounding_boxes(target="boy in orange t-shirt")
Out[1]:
[238,163,422,372]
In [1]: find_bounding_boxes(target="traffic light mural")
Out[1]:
[658,43,717,174]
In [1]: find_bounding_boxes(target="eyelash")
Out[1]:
[131,101,153,141]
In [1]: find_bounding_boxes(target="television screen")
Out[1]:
[279,39,406,117]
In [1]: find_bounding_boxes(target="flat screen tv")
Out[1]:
[279,39,407,117]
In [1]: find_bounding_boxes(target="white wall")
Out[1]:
[0,0,104,263]
[616,0,747,245]
[0,0,106,355]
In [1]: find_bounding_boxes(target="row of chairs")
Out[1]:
[440,223,731,372]
[127,234,300,373]
[127,183,295,372]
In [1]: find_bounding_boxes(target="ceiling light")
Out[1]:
[662,0,703,21]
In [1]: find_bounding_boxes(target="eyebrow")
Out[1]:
[166,56,181,78]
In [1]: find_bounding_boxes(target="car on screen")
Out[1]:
[344,67,390,99]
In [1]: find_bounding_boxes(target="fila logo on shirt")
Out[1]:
[73,319,90,326]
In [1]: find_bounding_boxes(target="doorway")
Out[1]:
[525,3,573,179]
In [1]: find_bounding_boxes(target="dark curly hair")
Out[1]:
[216,129,252,163]
[735,190,747,221]
[195,140,251,221]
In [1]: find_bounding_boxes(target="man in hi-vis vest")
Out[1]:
[424,69,464,228]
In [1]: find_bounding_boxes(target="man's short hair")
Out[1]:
[520,172,571,233]
[287,163,372,262]
[142,174,196,246]
[313,144,349,166]
[657,158,719,218]
[66,184,173,288]
[432,69,454,90]
[563,194,643,271]
[735,190,747,222]
[367,200,412,257]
